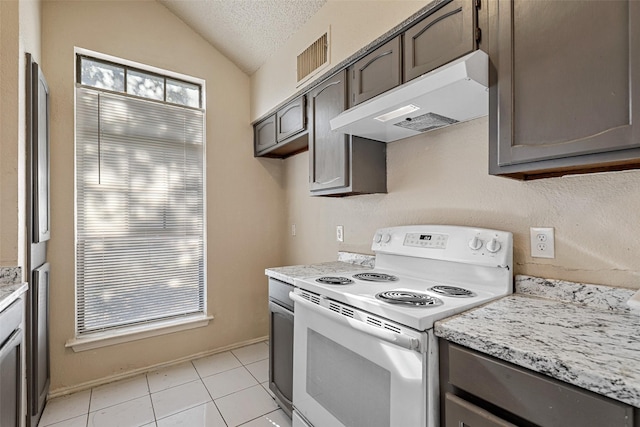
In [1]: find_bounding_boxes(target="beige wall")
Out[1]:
[253,0,640,290]
[251,0,427,120]
[283,117,640,289]
[0,0,21,268]
[1,0,41,272]
[43,0,286,392]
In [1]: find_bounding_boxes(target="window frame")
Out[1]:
[69,47,209,351]
[75,50,204,110]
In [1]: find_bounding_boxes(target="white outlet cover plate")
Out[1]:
[336,225,344,242]
[530,227,555,258]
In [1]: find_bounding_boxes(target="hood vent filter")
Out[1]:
[393,113,459,132]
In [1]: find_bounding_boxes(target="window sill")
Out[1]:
[65,315,213,352]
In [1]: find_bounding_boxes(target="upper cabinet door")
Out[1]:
[309,71,350,193]
[254,115,277,156]
[349,36,402,107]
[404,0,477,82]
[491,0,640,175]
[276,96,306,142]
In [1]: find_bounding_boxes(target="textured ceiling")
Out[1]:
[158,0,327,75]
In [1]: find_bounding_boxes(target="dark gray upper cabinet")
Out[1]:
[489,0,640,179]
[404,0,477,82]
[309,71,350,193]
[276,96,306,141]
[309,70,386,196]
[254,95,309,158]
[349,36,402,107]
[254,114,277,156]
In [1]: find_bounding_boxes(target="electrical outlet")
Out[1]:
[336,225,344,242]
[530,227,555,258]
[291,224,296,236]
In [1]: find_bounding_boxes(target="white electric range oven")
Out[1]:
[291,225,513,427]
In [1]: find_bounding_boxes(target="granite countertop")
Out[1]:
[265,252,374,284]
[435,275,640,408]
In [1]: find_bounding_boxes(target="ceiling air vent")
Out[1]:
[297,30,329,85]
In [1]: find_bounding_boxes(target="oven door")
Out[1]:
[291,291,435,427]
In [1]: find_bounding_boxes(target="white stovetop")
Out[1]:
[294,267,508,331]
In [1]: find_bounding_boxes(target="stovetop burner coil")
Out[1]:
[375,291,443,307]
[428,285,476,298]
[352,272,399,282]
[315,276,354,285]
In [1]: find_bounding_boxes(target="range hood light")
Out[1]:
[374,105,421,122]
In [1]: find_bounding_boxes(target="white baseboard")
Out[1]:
[47,335,269,399]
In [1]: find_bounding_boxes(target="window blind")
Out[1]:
[75,87,205,336]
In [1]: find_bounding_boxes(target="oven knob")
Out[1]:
[487,238,501,253]
[374,233,383,243]
[468,236,483,250]
[382,233,392,243]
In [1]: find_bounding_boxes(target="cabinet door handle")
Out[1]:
[313,177,341,186]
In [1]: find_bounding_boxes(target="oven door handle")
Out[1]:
[290,292,420,351]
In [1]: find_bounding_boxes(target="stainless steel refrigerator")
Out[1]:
[25,53,50,427]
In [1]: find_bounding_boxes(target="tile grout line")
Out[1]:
[237,408,284,427]
[85,388,92,427]
[40,344,275,427]
[192,359,230,426]
[148,361,223,426]
[145,373,159,425]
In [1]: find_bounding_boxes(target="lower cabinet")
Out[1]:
[0,299,25,427]
[308,70,386,196]
[268,278,294,416]
[445,393,516,427]
[439,340,639,427]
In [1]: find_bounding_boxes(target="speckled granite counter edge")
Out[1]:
[253,0,448,123]
[516,274,637,314]
[337,251,375,268]
[265,252,374,284]
[0,282,28,312]
[0,266,22,285]
[436,276,640,408]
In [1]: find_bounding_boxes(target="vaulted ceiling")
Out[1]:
[158,0,327,75]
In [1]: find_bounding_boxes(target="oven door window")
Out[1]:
[293,300,427,427]
[307,329,390,427]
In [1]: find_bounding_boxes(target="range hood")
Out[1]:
[330,50,489,143]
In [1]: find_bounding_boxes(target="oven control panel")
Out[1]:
[403,233,448,249]
[372,225,513,269]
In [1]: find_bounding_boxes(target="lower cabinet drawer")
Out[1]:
[0,300,22,346]
[447,343,634,427]
[445,393,516,427]
[0,299,23,427]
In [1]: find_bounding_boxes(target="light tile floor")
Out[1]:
[38,341,292,427]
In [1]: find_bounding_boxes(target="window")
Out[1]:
[74,52,206,340]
